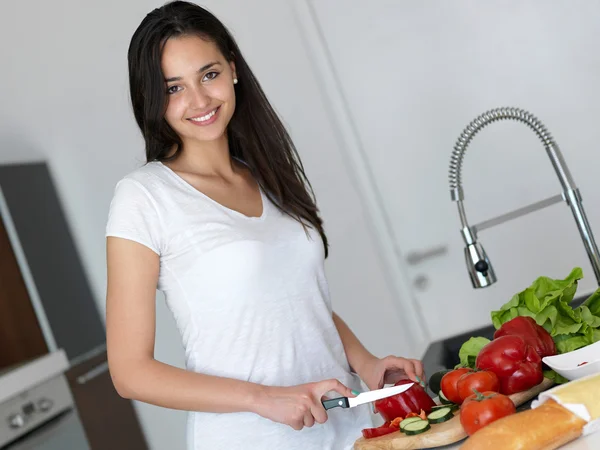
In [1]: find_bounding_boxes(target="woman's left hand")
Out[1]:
[359,355,425,391]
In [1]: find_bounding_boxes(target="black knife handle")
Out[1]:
[322,397,349,410]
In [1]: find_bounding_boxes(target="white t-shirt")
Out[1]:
[105,161,373,449]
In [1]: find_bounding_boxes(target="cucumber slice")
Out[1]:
[431,405,449,410]
[427,407,453,424]
[402,419,431,435]
[432,403,459,412]
[399,417,422,431]
[439,390,453,405]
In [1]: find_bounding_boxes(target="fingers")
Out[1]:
[402,359,418,382]
[303,412,315,428]
[311,403,328,424]
[380,356,425,384]
[319,378,354,398]
[411,358,425,380]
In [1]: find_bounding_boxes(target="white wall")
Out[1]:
[0,1,405,448]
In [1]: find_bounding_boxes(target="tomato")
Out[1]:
[361,422,399,439]
[459,390,516,436]
[374,379,436,422]
[440,368,473,404]
[457,370,500,403]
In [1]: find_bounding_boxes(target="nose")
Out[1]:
[187,84,211,110]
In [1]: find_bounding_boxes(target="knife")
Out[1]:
[322,383,414,410]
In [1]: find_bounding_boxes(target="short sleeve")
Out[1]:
[105,178,164,255]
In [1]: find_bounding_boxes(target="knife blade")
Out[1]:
[322,383,415,410]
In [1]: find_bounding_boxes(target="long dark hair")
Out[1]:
[127,1,329,256]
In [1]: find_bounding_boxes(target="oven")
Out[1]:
[0,351,90,450]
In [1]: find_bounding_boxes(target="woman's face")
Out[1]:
[161,35,237,145]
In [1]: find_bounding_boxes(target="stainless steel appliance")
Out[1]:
[0,351,90,449]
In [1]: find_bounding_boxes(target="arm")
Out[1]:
[332,312,378,379]
[106,237,355,429]
[106,236,260,413]
[332,311,424,390]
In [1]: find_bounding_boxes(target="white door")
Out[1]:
[293,0,600,343]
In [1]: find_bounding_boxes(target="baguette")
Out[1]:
[460,399,587,450]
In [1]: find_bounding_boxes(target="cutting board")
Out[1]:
[353,377,554,450]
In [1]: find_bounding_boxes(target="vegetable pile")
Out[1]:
[359,267,600,440]
[458,267,600,384]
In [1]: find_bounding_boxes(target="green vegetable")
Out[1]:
[490,267,600,354]
[543,369,569,385]
[455,337,491,369]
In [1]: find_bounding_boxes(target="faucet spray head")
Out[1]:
[465,242,497,288]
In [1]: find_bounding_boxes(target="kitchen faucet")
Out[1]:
[448,107,600,288]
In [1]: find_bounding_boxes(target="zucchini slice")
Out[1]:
[439,390,453,405]
[427,406,453,424]
[399,416,422,431]
[432,403,459,412]
[402,419,431,435]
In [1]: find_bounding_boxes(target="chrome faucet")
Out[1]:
[448,107,600,288]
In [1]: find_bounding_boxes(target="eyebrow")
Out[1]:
[164,62,221,83]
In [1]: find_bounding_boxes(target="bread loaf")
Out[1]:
[460,399,587,450]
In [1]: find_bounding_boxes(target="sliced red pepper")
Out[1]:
[389,417,403,428]
[374,379,436,422]
[361,424,399,439]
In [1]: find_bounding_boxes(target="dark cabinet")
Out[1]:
[0,162,148,449]
[0,162,105,361]
[66,350,148,449]
[0,211,47,369]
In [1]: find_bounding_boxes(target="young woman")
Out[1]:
[105,2,424,449]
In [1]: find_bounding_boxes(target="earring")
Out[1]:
[233,78,238,85]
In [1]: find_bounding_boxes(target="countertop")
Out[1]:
[435,431,600,449]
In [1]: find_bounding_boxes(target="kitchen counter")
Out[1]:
[435,431,600,449]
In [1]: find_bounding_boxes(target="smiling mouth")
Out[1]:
[188,107,219,123]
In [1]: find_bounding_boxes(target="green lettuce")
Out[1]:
[456,336,490,369]
[491,267,600,354]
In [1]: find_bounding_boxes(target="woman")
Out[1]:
[105,1,425,449]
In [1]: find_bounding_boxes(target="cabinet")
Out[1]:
[66,350,148,449]
[0,211,47,369]
[0,162,148,449]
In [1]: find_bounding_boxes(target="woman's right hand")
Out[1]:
[253,379,357,431]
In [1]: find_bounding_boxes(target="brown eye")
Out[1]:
[167,85,181,95]
[203,71,219,82]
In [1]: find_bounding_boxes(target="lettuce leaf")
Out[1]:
[543,369,569,384]
[456,337,490,369]
[490,267,600,357]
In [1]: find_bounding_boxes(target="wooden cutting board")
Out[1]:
[353,378,554,450]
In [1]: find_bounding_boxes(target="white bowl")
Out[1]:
[542,340,600,381]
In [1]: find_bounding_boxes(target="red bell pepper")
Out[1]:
[374,379,436,422]
[493,316,556,358]
[361,421,399,439]
[475,335,543,395]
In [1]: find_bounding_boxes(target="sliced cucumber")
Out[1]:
[431,405,449,410]
[427,406,453,424]
[399,416,422,431]
[432,403,459,412]
[439,390,453,405]
[402,419,431,435]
